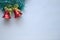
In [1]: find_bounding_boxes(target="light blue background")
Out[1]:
[0,0,60,40]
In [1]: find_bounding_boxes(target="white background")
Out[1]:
[0,0,60,40]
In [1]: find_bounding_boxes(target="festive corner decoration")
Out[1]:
[0,0,25,19]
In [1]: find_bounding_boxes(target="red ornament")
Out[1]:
[13,9,22,18]
[3,10,11,19]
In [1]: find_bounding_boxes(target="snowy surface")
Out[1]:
[0,0,60,40]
